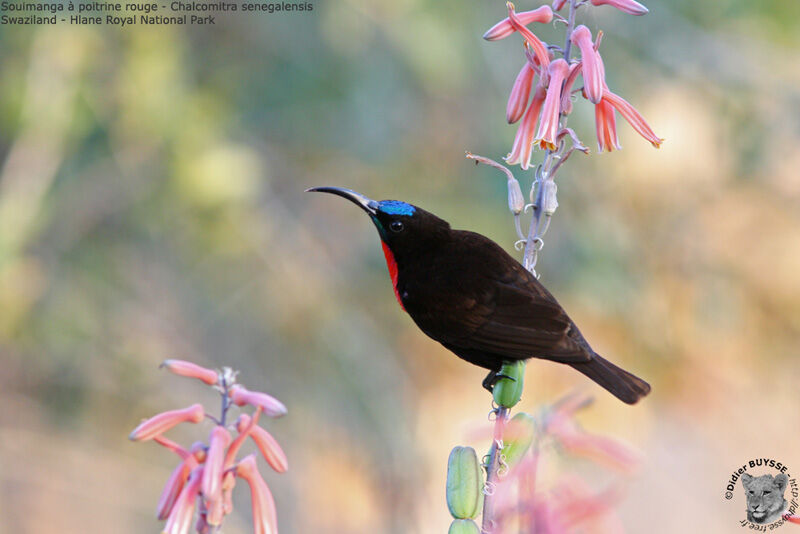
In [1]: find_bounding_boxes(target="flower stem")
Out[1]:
[481,405,509,533]
[481,3,581,532]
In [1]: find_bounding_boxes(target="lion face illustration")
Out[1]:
[741,473,788,524]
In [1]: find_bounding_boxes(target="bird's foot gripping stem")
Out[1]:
[482,370,516,392]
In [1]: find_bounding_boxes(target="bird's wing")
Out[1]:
[415,261,591,363]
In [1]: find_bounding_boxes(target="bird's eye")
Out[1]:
[389,220,404,233]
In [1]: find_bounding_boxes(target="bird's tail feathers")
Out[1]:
[569,354,650,405]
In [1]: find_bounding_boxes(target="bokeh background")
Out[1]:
[1,0,799,532]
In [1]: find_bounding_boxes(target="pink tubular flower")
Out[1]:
[225,411,261,468]
[595,99,621,152]
[535,59,570,151]
[202,426,232,504]
[506,83,546,170]
[157,455,199,520]
[590,0,649,16]
[230,385,287,418]
[602,90,663,148]
[160,359,219,386]
[552,0,568,10]
[507,63,536,124]
[237,415,289,474]
[237,454,279,534]
[571,26,604,104]
[163,466,203,534]
[129,403,205,441]
[506,2,550,68]
[483,5,553,41]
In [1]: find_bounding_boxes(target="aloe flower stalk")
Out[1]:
[130,362,287,533]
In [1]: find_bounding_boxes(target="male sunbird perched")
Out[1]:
[308,187,650,404]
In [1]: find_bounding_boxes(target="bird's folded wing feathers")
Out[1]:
[430,279,592,363]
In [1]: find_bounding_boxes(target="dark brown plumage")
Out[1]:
[309,187,651,404]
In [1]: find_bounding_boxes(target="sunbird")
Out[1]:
[308,187,650,404]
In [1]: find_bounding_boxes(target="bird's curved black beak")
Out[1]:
[306,186,379,216]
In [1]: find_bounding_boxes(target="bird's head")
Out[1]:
[306,186,450,258]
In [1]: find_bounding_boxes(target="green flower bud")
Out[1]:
[502,412,536,466]
[446,446,483,519]
[492,360,526,408]
[448,519,481,534]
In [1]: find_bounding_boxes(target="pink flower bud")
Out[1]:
[506,63,536,124]
[236,454,278,534]
[230,385,287,418]
[129,403,204,441]
[483,5,553,41]
[157,455,198,520]
[160,359,219,386]
[552,0,567,10]
[505,83,546,170]
[535,59,570,151]
[571,26,604,104]
[243,421,288,474]
[590,0,649,16]
[202,426,232,503]
[602,90,663,148]
[163,466,203,534]
[506,3,550,68]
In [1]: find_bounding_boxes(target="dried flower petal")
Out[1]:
[160,359,219,386]
[571,26,604,104]
[129,403,205,441]
[507,63,536,124]
[534,59,570,150]
[590,0,649,16]
[230,385,287,418]
[237,454,279,534]
[602,90,663,148]
[483,5,553,41]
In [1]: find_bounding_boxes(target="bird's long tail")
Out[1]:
[569,354,651,405]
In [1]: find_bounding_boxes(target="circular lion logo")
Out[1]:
[742,473,789,524]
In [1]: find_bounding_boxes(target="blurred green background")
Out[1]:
[1,1,799,532]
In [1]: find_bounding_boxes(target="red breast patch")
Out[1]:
[381,241,405,311]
